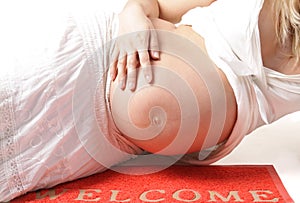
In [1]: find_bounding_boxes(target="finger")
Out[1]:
[127,52,138,91]
[109,60,118,81]
[117,55,127,90]
[127,67,137,91]
[138,50,152,83]
[149,29,160,59]
[150,50,159,60]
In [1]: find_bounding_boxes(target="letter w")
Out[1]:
[36,189,69,200]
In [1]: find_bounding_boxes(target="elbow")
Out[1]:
[158,14,182,24]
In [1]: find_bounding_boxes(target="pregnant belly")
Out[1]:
[109,18,237,155]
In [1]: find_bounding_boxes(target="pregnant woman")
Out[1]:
[1,0,300,201]
[0,1,234,201]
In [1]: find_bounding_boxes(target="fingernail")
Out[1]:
[119,79,125,89]
[153,51,159,59]
[145,74,152,83]
[128,81,135,90]
[110,72,115,81]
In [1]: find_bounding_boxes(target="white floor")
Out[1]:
[216,111,300,202]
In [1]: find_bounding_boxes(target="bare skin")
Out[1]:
[111,0,216,90]
[110,18,237,155]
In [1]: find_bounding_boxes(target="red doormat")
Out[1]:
[11,165,293,203]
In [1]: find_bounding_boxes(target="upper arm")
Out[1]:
[158,0,216,23]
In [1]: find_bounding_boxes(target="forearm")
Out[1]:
[121,0,185,23]
[158,0,216,23]
[121,0,159,18]
[122,0,216,24]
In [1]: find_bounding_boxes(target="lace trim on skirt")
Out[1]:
[0,77,24,201]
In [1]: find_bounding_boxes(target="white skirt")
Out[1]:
[0,3,140,201]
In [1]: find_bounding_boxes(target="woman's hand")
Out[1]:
[110,2,160,91]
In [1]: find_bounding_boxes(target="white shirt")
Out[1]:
[180,0,300,164]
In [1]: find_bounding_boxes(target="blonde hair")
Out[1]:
[274,0,300,61]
